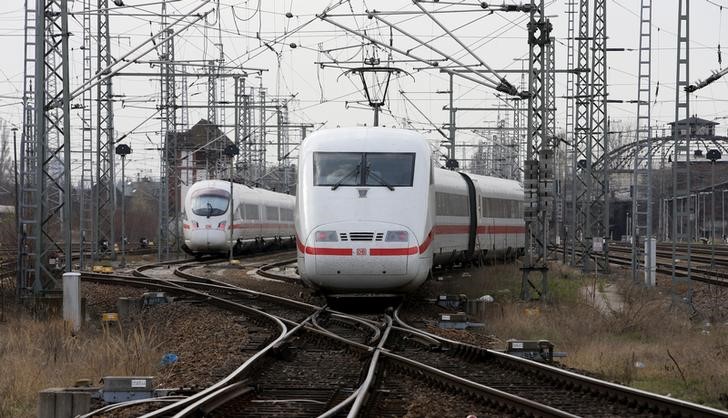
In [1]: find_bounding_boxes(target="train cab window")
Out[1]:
[314,152,362,186]
[265,206,279,221]
[244,204,259,220]
[364,153,415,187]
[191,190,229,217]
[314,152,416,188]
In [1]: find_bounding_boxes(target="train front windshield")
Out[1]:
[314,152,415,188]
[191,190,230,217]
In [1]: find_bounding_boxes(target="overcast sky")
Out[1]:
[1,0,727,181]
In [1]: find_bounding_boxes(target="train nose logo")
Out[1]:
[355,248,367,256]
[357,189,368,198]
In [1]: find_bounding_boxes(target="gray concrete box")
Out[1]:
[101,376,155,403]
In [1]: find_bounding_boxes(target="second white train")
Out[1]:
[182,180,295,255]
[295,127,525,296]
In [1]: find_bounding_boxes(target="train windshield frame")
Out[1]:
[314,152,415,188]
[190,189,230,217]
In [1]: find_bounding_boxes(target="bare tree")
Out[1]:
[0,120,14,205]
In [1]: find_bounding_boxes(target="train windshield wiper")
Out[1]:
[206,202,213,218]
[331,164,360,190]
[366,165,395,191]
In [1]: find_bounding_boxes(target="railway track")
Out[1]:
[131,257,566,417]
[72,252,728,417]
[74,257,588,416]
[577,243,728,287]
[218,258,728,417]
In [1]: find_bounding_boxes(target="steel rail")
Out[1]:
[169,310,322,417]
[79,271,290,417]
[347,315,393,417]
[392,306,728,417]
[311,309,382,346]
[568,246,728,288]
[382,350,578,417]
[78,396,187,418]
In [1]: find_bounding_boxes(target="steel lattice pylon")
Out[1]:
[217,47,226,130]
[94,0,116,261]
[234,76,248,181]
[241,86,254,181]
[564,0,576,262]
[630,0,654,286]
[587,0,609,272]
[79,0,94,269]
[521,0,552,300]
[545,36,558,260]
[277,102,292,193]
[18,0,72,296]
[18,0,39,295]
[206,58,219,177]
[571,0,590,268]
[513,71,526,183]
[179,64,189,130]
[256,86,268,183]
[207,60,217,126]
[671,0,694,310]
[158,19,179,260]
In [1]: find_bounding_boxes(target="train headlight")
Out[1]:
[315,230,338,242]
[218,221,227,229]
[385,230,409,242]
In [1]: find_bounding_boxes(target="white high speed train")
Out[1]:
[182,180,295,255]
[296,127,525,296]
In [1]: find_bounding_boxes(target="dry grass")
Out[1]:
[0,314,162,418]
[483,263,728,410]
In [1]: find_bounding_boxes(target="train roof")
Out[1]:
[434,168,523,200]
[187,180,294,203]
[301,127,431,154]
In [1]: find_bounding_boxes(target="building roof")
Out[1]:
[167,119,234,150]
[668,116,719,126]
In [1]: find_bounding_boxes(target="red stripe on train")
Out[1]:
[306,247,353,256]
[369,247,418,256]
[296,237,352,255]
[418,231,434,253]
[231,223,295,230]
[295,224,523,256]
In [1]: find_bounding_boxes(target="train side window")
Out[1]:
[265,206,279,221]
[244,204,259,220]
[280,208,293,222]
[435,192,468,216]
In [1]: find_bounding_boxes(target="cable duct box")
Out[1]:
[101,376,155,403]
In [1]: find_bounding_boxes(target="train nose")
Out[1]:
[303,222,419,277]
[184,224,228,252]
